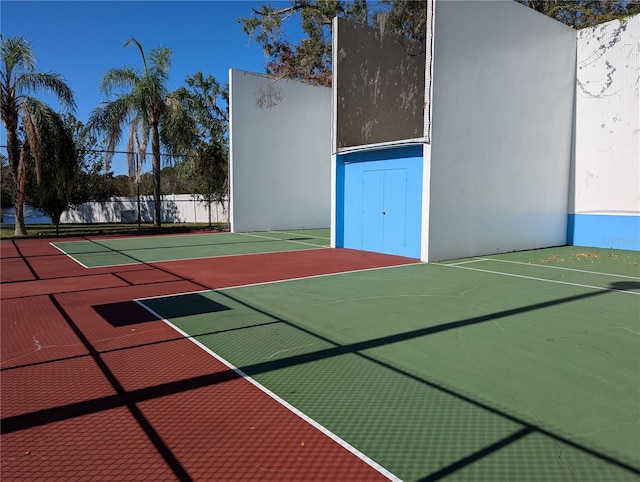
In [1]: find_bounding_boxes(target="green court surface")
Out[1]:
[140,246,640,481]
[52,229,330,267]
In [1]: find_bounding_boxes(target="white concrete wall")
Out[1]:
[571,15,640,250]
[229,69,331,233]
[60,195,228,224]
[426,0,577,261]
[420,144,432,261]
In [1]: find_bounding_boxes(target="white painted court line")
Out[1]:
[135,288,213,302]
[50,240,144,269]
[239,232,330,248]
[134,299,400,482]
[442,258,488,267]
[72,259,142,269]
[49,242,91,269]
[474,257,640,280]
[270,230,331,241]
[442,264,640,295]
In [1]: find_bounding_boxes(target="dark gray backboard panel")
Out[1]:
[334,17,426,149]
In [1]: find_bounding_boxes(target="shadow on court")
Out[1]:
[610,281,640,291]
[93,301,161,327]
[93,295,232,327]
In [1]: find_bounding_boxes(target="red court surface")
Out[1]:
[1,236,417,481]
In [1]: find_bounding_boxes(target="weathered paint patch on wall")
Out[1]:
[334,18,426,149]
[571,15,639,251]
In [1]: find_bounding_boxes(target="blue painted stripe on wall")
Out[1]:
[568,214,640,251]
[341,145,423,164]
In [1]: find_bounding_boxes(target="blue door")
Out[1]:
[360,167,409,255]
[380,168,409,255]
[340,146,422,258]
[361,170,384,253]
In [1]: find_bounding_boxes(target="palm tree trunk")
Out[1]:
[207,185,212,229]
[151,122,162,228]
[54,213,61,236]
[6,122,27,236]
[14,147,28,237]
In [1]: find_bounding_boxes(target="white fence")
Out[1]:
[60,195,229,224]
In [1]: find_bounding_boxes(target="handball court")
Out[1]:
[1,230,639,481]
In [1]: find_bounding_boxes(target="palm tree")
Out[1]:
[88,38,184,228]
[0,35,75,236]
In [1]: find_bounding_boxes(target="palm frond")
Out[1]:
[99,67,139,98]
[87,94,138,137]
[87,94,139,171]
[16,71,76,112]
[20,104,42,180]
[149,47,172,83]
[0,35,35,76]
[126,119,148,180]
[161,94,197,156]
[22,97,75,184]
[104,137,116,174]
[124,37,148,72]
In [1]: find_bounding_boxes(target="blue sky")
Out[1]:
[1,0,298,175]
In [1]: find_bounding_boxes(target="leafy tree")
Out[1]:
[240,0,640,87]
[375,0,427,41]
[88,38,189,228]
[0,35,75,236]
[241,1,369,87]
[171,72,229,226]
[20,111,79,234]
[63,114,121,203]
[29,129,78,233]
[73,167,123,202]
[521,1,640,28]
[113,174,135,196]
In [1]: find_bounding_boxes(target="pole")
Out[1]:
[137,180,141,231]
